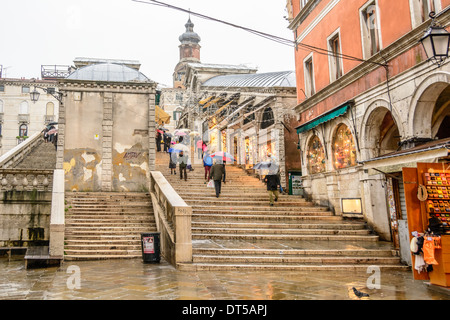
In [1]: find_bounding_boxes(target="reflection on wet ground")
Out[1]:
[1,256,449,300]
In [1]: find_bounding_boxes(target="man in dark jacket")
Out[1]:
[178,150,189,181]
[210,159,225,198]
[264,173,280,206]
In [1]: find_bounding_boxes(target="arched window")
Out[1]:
[46,102,54,115]
[19,124,28,137]
[20,101,29,114]
[261,107,275,130]
[333,124,357,169]
[173,108,183,121]
[307,135,326,174]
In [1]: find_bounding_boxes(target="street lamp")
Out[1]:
[420,12,450,67]
[30,85,63,103]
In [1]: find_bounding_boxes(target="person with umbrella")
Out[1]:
[263,155,280,206]
[210,158,225,198]
[177,147,189,181]
[203,151,213,183]
[168,146,177,175]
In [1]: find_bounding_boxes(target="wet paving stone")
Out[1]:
[0,256,449,300]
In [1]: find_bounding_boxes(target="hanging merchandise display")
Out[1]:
[423,172,450,234]
[403,163,450,288]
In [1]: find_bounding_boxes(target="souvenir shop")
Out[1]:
[404,162,450,288]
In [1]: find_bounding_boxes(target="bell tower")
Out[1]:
[173,18,201,88]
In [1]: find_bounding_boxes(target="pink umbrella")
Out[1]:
[175,131,187,136]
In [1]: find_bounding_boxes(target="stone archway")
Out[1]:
[409,72,450,140]
[360,99,404,160]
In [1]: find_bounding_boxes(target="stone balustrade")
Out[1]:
[0,169,53,192]
[149,171,192,267]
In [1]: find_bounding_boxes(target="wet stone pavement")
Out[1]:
[0,255,449,301]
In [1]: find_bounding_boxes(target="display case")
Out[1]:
[423,172,450,234]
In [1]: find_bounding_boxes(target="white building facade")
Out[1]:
[0,78,59,156]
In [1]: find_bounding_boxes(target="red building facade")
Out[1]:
[287,0,450,262]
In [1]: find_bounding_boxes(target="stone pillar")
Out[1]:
[101,92,113,191]
[148,93,156,172]
[275,100,287,189]
[55,96,65,170]
[360,171,392,240]
[49,169,65,258]
[174,206,193,264]
[325,172,340,215]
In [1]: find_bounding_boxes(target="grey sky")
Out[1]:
[0,0,295,86]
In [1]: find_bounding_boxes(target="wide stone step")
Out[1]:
[64,254,142,261]
[66,220,155,226]
[65,243,142,250]
[192,214,342,221]
[65,239,141,245]
[192,206,329,212]
[186,200,311,207]
[192,247,397,257]
[64,234,143,240]
[67,210,154,215]
[66,223,156,230]
[192,227,370,236]
[192,233,379,241]
[192,210,334,217]
[177,262,410,271]
[192,221,366,230]
[192,254,401,265]
[65,215,155,222]
[64,249,141,256]
[186,196,306,202]
[65,228,153,235]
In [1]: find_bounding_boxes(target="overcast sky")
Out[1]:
[0,0,295,86]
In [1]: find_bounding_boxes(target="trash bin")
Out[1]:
[140,232,161,263]
[288,171,304,196]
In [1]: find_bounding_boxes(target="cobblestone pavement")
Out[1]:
[0,256,449,300]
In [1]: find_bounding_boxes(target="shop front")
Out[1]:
[363,138,450,287]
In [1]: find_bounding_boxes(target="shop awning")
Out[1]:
[361,138,450,175]
[199,96,214,105]
[215,99,235,115]
[203,97,222,109]
[296,101,352,134]
[155,105,171,125]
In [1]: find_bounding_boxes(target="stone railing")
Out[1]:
[0,169,53,192]
[0,131,43,169]
[149,171,192,267]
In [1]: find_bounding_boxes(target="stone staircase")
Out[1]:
[64,192,156,260]
[14,139,57,170]
[156,151,408,271]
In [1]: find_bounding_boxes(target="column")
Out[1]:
[101,92,113,191]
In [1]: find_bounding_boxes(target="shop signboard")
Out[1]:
[289,172,303,195]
